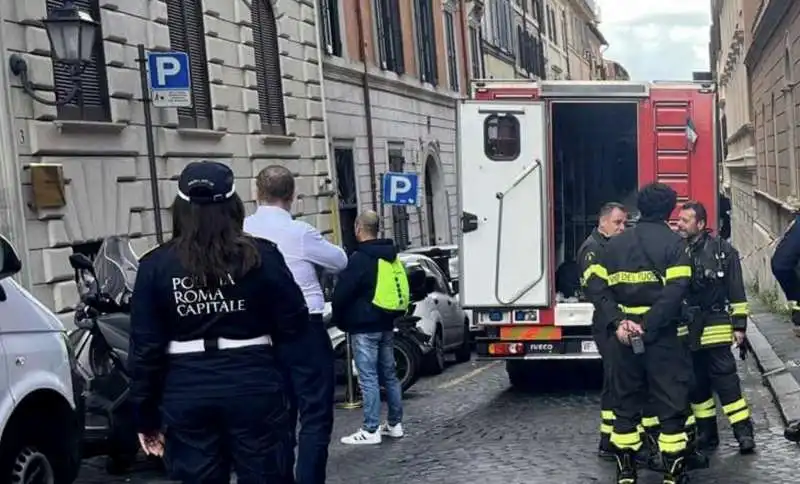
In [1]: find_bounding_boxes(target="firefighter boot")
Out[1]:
[791,308,800,337]
[598,433,615,460]
[785,419,800,442]
[661,453,688,484]
[615,451,638,484]
[641,430,663,471]
[684,424,709,470]
[732,420,756,454]
[695,418,719,451]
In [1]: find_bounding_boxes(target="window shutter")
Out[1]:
[389,0,405,74]
[445,11,458,91]
[252,0,286,135]
[47,0,110,121]
[388,152,410,249]
[374,0,388,68]
[166,0,213,129]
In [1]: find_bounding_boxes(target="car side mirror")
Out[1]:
[424,276,437,294]
[69,253,95,273]
[0,235,22,281]
[450,279,459,294]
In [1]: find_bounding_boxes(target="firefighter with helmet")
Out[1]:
[676,200,755,454]
[584,182,693,484]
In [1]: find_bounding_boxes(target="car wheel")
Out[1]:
[453,318,472,363]
[393,336,421,393]
[424,329,446,375]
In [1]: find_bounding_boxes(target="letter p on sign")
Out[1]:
[381,172,418,206]
[156,57,181,85]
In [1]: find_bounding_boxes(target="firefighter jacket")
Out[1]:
[684,231,748,350]
[577,228,611,336]
[584,219,692,343]
[771,215,800,303]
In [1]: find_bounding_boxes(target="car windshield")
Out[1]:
[93,236,139,303]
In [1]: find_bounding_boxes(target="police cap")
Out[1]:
[177,161,235,204]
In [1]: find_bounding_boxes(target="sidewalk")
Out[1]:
[746,299,800,425]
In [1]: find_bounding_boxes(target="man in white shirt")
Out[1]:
[244,165,347,484]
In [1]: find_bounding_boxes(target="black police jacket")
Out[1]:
[584,219,691,343]
[686,231,748,332]
[129,237,309,433]
[577,228,610,333]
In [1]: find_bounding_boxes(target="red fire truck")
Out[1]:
[457,77,717,387]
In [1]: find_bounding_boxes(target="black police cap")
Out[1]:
[177,161,235,204]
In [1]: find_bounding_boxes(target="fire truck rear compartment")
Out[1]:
[552,102,639,299]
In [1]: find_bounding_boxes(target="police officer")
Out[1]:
[577,201,627,459]
[676,201,755,454]
[585,182,693,484]
[771,211,800,337]
[130,161,309,483]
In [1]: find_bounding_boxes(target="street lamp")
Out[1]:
[8,1,99,105]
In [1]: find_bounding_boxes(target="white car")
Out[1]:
[0,235,82,483]
[398,253,471,373]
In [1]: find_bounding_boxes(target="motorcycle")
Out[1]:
[67,236,143,474]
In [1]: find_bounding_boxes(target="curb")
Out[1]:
[747,315,800,425]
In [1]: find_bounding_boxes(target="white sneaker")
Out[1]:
[380,422,404,438]
[340,428,381,445]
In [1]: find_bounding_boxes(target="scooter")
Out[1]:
[67,237,143,474]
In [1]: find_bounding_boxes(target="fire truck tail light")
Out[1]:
[489,342,525,355]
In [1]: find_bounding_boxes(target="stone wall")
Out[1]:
[4,0,331,313]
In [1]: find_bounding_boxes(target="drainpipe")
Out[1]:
[535,0,546,79]
[460,0,471,87]
[355,0,378,211]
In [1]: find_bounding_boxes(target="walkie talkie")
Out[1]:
[631,334,645,354]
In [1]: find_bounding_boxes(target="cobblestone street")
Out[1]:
[77,353,800,483]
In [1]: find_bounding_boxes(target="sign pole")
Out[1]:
[337,333,362,409]
[137,44,164,244]
[378,172,386,238]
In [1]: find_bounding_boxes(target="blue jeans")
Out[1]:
[352,331,403,432]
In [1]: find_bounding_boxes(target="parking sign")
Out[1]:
[382,172,419,206]
[147,51,192,108]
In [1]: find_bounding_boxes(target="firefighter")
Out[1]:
[584,182,693,484]
[771,212,800,337]
[577,202,627,460]
[676,201,755,454]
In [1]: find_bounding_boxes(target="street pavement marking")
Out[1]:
[438,361,502,389]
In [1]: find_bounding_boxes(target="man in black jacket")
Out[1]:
[333,210,410,445]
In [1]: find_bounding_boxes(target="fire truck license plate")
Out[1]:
[581,341,598,353]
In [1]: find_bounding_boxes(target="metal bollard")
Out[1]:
[337,333,362,409]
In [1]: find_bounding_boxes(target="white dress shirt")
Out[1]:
[244,205,348,314]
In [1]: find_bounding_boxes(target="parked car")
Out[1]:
[402,246,483,338]
[0,235,82,483]
[399,253,471,373]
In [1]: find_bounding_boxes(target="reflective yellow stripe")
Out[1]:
[619,305,650,314]
[700,324,733,346]
[729,302,749,316]
[691,398,716,419]
[600,423,613,434]
[585,264,608,282]
[601,410,616,421]
[608,270,660,286]
[641,416,660,428]
[791,301,800,311]
[685,415,696,427]
[722,398,750,424]
[636,424,644,434]
[611,431,642,451]
[665,265,691,280]
[658,432,688,453]
[677,325,688,337]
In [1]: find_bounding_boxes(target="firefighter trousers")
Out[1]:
[594,330,616,441]
[609,331,692,457]
[690,345,751,426]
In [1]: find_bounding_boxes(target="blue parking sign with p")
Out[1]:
[382,172,419,206]
[147,51,192,108]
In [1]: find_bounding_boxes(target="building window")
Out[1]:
[388,148,410,249]
[48,0,110,121]
[444,10,458,91]
[547,7,557,44]
[319,0,342,56]
[532,0,541,22]
[498,0,513,53]
[560,10,568,48]
[469,25,484,78]
[334,146,358,253]
[166,0,213,129]
[415,0,437,85]
[374,0,405,74]
[517,25,524,68]
[252,0,286,135]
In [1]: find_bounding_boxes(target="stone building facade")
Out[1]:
[0,0,331,314]
[731,0,799,296]
[320,0,468,251]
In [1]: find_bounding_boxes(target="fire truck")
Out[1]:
[456,77,718,387]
